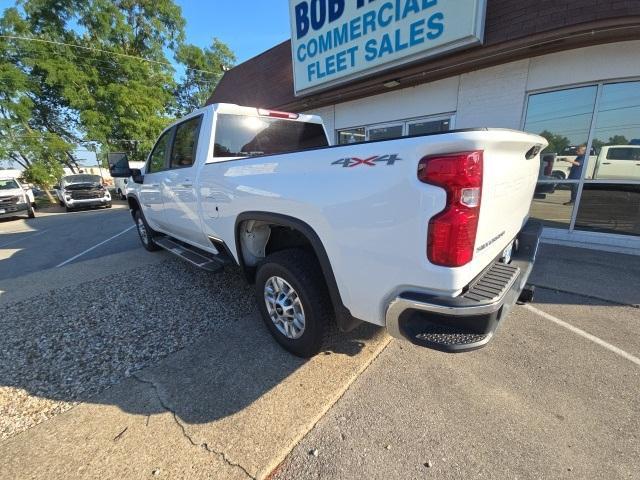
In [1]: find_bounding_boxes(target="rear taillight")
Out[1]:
[418,151,483,267]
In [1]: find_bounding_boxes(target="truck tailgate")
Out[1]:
[473,132,544,267]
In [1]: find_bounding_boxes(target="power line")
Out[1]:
[0,34,227,76]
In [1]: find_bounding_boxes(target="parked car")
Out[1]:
[54,174,112,212]
[0,175,36,220]
[110,103,546,357]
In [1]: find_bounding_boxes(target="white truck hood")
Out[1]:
[0,188,24,198]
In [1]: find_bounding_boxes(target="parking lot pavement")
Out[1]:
[529,244,640,307]
[0,201,138,281]
[272,293,640,480]
[272,247,640,480]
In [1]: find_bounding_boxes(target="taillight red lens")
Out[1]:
[418,151,483,267]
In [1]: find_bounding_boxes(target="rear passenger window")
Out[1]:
[148,129,172,173]
[213,114,328,157]
[170,116,202,169]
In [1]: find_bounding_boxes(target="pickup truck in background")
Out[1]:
[551,145,640,180]
[113,161,146,199]
[54,174,112,212]
[110,103,546,357]
[0,175,36,220]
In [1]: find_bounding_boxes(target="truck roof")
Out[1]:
[190,103,324,126]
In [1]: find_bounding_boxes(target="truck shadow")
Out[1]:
[0,257,382,436]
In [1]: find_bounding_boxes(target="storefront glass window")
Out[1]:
[337,128,365,144]
[337,115,451,145]
[587,81,640,181]
[575,184,640,236]
[368,124,403,141]
[524,86,598,182]
[408,119,450,136]
[524,81,640,238]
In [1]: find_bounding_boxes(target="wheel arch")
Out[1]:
[235,212,361,332]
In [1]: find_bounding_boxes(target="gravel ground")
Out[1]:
[0,259,255,440]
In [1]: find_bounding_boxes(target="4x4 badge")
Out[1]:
[331,154,402,168]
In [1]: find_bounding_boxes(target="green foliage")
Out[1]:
[0,0,234,171]
[538,130,571,155]
[22,157,64,188]
[174,39,235,117]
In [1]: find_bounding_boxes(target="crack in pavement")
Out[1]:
[131,374,255,480]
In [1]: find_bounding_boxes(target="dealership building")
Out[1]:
[208,0,640,253]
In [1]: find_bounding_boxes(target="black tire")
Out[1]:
[59,200,64,207]
[27,204,35,218]
[65,205,74,212]
[255,249,335,358]
[106,202,112,209]
[134,209,160,252]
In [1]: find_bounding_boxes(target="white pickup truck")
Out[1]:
[0,175,36,220]
[110,103,546,357]
[552,145,640,180]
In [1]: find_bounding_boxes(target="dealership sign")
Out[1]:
[289,0,487,95]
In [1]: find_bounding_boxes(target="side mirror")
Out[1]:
[108,152,131,178]
[130,169,144,184]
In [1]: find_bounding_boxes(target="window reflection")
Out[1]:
[576,184,640,235]
[530,186,574,229]
[337,128,365,145]
[368,124,403,141]
[408,119,450,136]
[588,81,640,180]
[524,86,597,181]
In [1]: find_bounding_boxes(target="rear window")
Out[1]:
[213,114,328,158]
[606,147,640,161]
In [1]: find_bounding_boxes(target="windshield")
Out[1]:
[0,179,20,190]
[61,174,102,186]
[213,114,328,157]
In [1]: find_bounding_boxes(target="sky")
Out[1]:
[0,0,292,64]
[178,1,291,63]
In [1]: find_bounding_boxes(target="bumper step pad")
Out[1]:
[415,330,489,347]
[464,262,520,303]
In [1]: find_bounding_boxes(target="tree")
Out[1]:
[538,130,570,155]
[0,0,233,176]
[22,157,64,203]
[174,39,235,117]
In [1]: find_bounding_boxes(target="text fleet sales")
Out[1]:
[294,0,444,83]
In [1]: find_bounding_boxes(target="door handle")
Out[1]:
[601,162,611,165]
[181,183,193,188]
[146,183,159,187]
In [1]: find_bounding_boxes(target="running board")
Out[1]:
[154,236,228,272]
